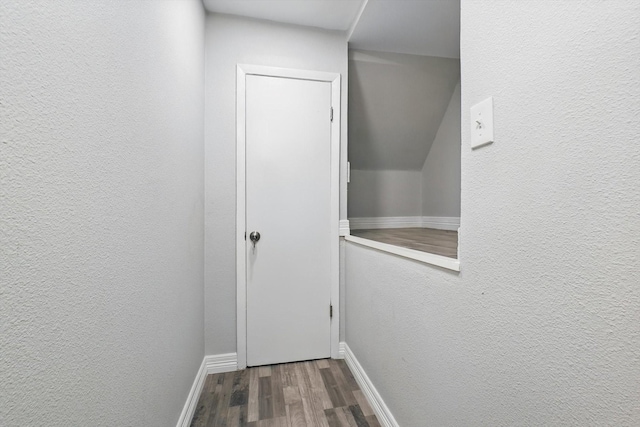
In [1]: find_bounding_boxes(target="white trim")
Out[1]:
[176,353,239,427]
[205,352,238,374]
[236,65,247,369]
[176,358,207,427]
[236,64,342,368]
[337,341,347,359]
[349,216,460,231]
[421,216,460,231]
[339,219,351,236]
[345,235,460,272]
[341,343,399,427]
[350,216,422,230]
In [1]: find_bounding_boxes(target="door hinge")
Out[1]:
[330,304,333,318]
[330,107,334,122]
[244,231,246,240]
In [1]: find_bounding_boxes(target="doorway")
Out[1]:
[236,65,341,369]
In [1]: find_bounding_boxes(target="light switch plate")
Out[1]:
[470,97,494,149]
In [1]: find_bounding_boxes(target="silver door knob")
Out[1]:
[249,231,261,243]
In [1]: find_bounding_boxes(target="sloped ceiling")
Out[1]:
[349,0,460,58]
[202,0,365,31]
[348,49,459,170]
[202,1,460,58]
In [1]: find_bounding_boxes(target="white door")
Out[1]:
[245,74,332,367]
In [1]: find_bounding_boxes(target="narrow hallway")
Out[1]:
[190,359,380,427]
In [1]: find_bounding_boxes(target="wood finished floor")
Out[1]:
[351,227,458,259]
[190,359,381,427]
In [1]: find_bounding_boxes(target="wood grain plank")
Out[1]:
[365,415,381,427]
[336,407,358,427]
[190,374,215,427]
[292,364,312,427]
[295,363,328,427]
[259,376,274,420]
[228,403,249,427]
[283,386,301,405]
[272,416,290,427]
[230,369,250,407]
[350,227,458,259]
[286,400,307,427]
[239,404,249,427]
[329,361,357,406]
[352,390,374,417]
[336,360,360,391]
[319,368,346,408]
[228,405,241,427]
[259,366,272,377]
[316,359,330,369]
[271,365,287,417]
[305,360,333,410]
[281,363,297,388]
[294,363,312,400]
[248,368,260,422]
[247,417,289,427]
[324,408,343,427]
[208,371,235,427]
[202,376,220,426]
[348,405,370,427]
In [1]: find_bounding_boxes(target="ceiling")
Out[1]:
[349,0,460,58]
[202,0,462,171]
[202,0,460,58]
[202,0,365,31]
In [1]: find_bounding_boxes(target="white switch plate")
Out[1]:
[470,97,494,149]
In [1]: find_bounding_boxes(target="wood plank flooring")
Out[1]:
[350,227,458,258]
[190,359,381,427]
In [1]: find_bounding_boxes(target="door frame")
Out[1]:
[236,64,341,369]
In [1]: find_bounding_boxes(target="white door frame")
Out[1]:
[236,64,341,369]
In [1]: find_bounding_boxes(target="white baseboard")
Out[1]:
[421,216,460,231]
[176,353,238,427]
[349,216,459,231]
[341,342,399,427]
[205,352,238,374]
[350,216,422,230]
[339,219,351,236]
[338,341,347,359]
[176,358,207,427]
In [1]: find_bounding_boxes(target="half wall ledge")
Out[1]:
[344,234,460,272]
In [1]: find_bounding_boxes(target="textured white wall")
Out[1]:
[348,170,422,218]
[345,1,640,426]
[204,14,348,355]
[421,82,461,217]
[0,1,205,426]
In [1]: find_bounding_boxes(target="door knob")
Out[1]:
[249,231,261,247]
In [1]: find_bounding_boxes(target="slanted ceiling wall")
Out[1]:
[348,49,459,171]
[348,49,460,219]
[349,84,461,219]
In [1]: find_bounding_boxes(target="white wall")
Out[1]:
[0,1,205,425]
[421,82,461,217]
[204,14,348,355]
[345,1,640,426]
[348,170,422,218]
